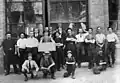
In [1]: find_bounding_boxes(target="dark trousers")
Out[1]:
[4,55,18,73]
[88,49,96,68]
[26,47,38,62]
[51,51,57,69]
[66,64,76,76]
[5,64,18,73]
[42,66,55,77]
[107,42,116,65]
[22,69,34,78]
[76,42,85,64]
[56,47,64,70]
[19,48,26,70]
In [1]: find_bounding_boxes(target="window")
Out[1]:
[5,0,44,36]
[48,0,88,32]
[108,0,118,30]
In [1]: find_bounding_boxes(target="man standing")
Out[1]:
[75,28,87,68]
[95,27,106,66]
[106,27,119,67]
[1,32,19,75]
[85,28,96,69]
[26,31,39,63]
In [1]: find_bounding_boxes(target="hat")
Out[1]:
[67,50,72,54]
[43,51,51,55]
[28,52,32,57]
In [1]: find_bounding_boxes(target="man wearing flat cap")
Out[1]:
[40,51,56,79]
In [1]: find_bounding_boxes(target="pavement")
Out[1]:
[0,45,120,83]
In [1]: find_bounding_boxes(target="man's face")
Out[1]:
[97,27,102,33]
[34,29,39,33]
[55,32,60,37]
[88,29,93,34]
[49,27,52,31]
[108,28,113,33]
[28,55,32,60]
[44,55,49,60]
[44,32,49,36]
[20,33,24,38]
[45,27,49,31]
[7,34,11,39]
[67,53,72,58]
[30,32,34,37]
[79,28,83,33]
[68,29,72,35]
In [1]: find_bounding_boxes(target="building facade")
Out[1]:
[0,0,119,73]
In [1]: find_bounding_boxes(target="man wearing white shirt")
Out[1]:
[106,27,119,67]
[22,53,39,81]
[26,31,39,63]
[95,27,106,66]
[17,33,27,71]
[75,28,87,68]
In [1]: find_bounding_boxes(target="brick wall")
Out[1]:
[88,0,109,34]
[118,0,120,30]
[0,0,5,74]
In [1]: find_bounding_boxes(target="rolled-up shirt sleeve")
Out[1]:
[33,61,39,71]
[115,34,119,43]
[22,61,28,70]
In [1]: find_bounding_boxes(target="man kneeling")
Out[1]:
[22,53,39,81]
[40,51,56,79]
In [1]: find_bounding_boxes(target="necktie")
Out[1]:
[80,34,82,37]
[29,60,31,71]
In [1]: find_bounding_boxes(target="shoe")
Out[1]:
[31,74,34,79]
[5,72,9,76]
[24,77,28,81]
[71,76,75,79]
[51,76,56,79]
[78,64,81,68]
[15,72,21,75]
[43,74,47,78]
[57,69,61,71]
[88,66,92,69]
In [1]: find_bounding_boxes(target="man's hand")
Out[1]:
[18,52,20,57]
[15,51,17,55]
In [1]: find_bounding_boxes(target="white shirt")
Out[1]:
[22,60,39,71]
[76,33,88,42]
[106,33,119,43]
[95,33,106,43]
[26,37,39,48]
[85,34,95,44]
[17,38,26,49]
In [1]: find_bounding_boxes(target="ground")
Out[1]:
[0,48,120,83]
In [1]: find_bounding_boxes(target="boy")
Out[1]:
[22,52,39,81]
[40,51,56,79]
[64,50,76,79]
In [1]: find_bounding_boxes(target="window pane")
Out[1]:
[7,0,24,2]
[35,15,43,23]
[33,2,43,15]
[49,0,87,23]
[5,0,44,35]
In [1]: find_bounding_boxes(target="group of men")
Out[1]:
[0,24,119,80]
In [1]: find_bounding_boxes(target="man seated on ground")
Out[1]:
[22,52,39,81]
[40,51,56,79]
